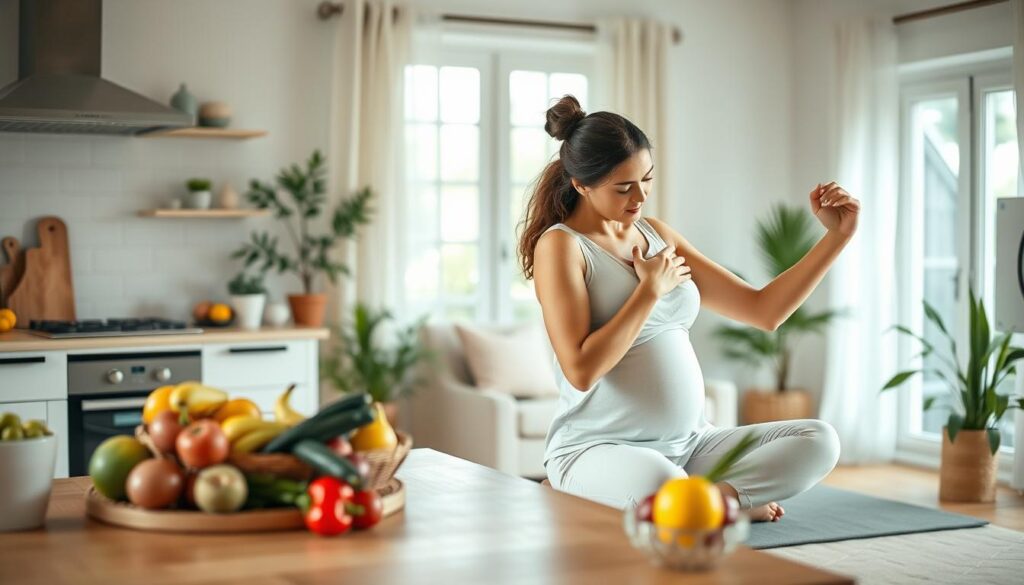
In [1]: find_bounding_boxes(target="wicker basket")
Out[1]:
[362,431,413,490]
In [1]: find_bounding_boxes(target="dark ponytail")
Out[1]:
[517,95,652,279]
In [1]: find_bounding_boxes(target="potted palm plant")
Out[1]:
[715,204,843,424]
[232,150,373,326]
[321,303,429,428]
[882,290,1024,502]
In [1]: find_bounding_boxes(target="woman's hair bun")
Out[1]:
[544,95,586,141]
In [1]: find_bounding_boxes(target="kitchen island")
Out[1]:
[0,449,853,585]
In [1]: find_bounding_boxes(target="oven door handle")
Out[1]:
[80,397,149,412]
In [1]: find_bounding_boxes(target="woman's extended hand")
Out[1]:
[632,245,690,297]
[811,181,860,237]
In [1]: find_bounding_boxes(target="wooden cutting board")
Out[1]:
[6,217,76,325]
[0,236,25,307]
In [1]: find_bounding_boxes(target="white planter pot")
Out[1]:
[0,436,57,532]
[230,294,267,330]
[185,190,212,209]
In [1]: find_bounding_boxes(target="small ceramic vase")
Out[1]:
[218,183,240,209]
[170,83,198,116]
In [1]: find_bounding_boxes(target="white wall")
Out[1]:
[0,0,332,320]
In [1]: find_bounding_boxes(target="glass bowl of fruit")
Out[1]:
[623,477,750,571]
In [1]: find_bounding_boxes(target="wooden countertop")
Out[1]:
[0,449,853,585]
[0,326,329,352]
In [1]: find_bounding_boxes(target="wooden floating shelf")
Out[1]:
[138,209,271,218]
[143,127,268,139]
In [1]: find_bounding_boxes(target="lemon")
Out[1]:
[652,477,725,532]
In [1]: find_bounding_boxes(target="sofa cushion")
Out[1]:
[517,398,559,438]
[455,323,559,398]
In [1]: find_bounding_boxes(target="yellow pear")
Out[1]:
[350,402,398,452]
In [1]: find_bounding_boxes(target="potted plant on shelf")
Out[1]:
[714,204,843,424]
[882,290,1024,503]
[185,178,212,209]
[227,271,267,330]
[321,303,429,429]
[232,150,373,326]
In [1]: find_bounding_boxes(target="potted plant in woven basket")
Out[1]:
[715,205,843,424]
[232,150,373,326]
[882,290,1024,503]
[322,303,429,429]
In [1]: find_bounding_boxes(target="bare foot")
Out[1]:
[748,502,785,522]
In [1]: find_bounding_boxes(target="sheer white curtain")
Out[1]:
[817,18,900,463]
[596,18,676,222]
[328,0,414,316]
[1014,0,1024,184]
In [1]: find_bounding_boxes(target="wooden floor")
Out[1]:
[823,464,1024,531]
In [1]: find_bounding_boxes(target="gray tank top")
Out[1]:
[543,218,710,464]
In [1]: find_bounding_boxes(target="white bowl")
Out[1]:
[0,436,58,532]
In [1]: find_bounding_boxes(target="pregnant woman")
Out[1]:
[520,96,851,522]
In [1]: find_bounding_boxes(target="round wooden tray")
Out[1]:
[85,477,405,533]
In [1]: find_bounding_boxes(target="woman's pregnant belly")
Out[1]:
[574,329,707,445]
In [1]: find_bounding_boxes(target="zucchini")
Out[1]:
[318,392,373,419]
[292,439,364,488]
[261,403,375,454]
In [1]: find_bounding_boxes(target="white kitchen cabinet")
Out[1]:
[0,399,70,478]
[0,352,67,402]
[201,339,318,416]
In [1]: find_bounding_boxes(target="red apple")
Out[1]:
[176,419,229,469]
[721,492,739,527]
[327,435,353,458]
[636,493,656,523]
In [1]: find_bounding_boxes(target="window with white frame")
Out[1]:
[897,56,1019,460]
[401,41,592,324]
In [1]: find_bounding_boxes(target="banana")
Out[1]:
[221,415,267,443]
[169,381,228,418]
[232,423,288,453]
[274,384,307,426]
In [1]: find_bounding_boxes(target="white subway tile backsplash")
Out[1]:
[91,247,153,273]
[0,167,60,193]
[61,168,121,193]
[0,136,24,164]
[124,220,184,244]
[3,132,302,320]
[23,135,92,167]
[25,195,94,220]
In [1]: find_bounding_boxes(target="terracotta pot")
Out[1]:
[287,293,327,327]
[741,389,812,424]
[939,428,997,503]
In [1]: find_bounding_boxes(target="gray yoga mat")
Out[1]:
[745,485,988,549]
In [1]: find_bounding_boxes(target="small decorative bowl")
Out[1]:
[623,505,750,571]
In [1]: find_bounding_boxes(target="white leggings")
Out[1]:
[545,419,841,510]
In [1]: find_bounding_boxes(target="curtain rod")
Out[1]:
[316,2,682,45]
[892,0,1007,25]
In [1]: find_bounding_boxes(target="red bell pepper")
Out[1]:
[348,490,383,529]
[304,477,355,536]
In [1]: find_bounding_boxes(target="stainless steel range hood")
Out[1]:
[0,0,192,136]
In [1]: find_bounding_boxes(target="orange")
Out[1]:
[652,477,724,533]
[208,303,232,324]
[213,398,262,423]
[0,308,15,333]
[142,385,175,424]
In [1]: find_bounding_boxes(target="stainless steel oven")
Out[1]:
[67,350,201,476]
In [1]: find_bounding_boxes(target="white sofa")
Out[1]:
[405,322,738,478]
